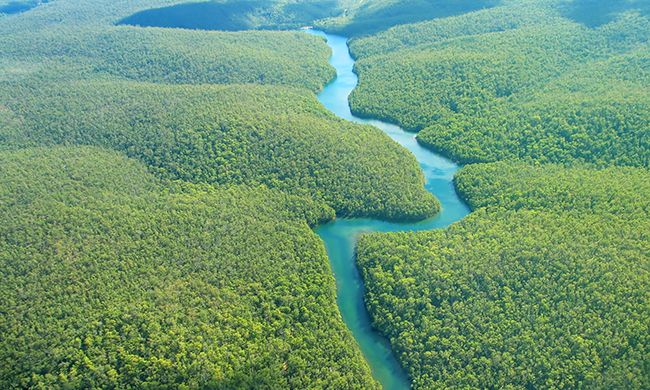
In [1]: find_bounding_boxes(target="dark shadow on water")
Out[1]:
[561,0,650,27]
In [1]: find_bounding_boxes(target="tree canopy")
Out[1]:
[0,146,380,388]
[358,162,650,388]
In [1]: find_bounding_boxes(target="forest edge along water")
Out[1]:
[306,29,471,389]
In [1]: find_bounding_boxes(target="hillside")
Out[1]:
[0,0,444,387]
[349,1,650,388]
[1,0,648,388]
[317,0,499,37]
[348,2,650,166]
[118,0,342,31]
[0,146,381,388]
[0,80,437,220]
[358,162,650,388]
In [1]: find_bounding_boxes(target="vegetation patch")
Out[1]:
[0,146,382,388]
[348,3,650,166]
[317,0,499,37]
[0,80,438,220]
[358,162,650,388]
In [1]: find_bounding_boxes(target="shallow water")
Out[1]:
[307,30,470,389]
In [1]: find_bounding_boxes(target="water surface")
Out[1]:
[307,30,470,389]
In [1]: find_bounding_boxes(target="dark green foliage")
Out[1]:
[560,0,650,27]
[317,0,499,37]
[0,146,380,388]
[348,3,559,58]
[357,162,650,388]
[348,3,650,166]
[0,80,438,220]
[118,0,341,31]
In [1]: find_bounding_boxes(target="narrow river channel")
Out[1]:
[306,30,471,389]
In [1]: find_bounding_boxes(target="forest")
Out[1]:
[347,0,649,388]
[118,0,341,31]
[0,146,379,388]
[358,163,650,388]
[1,27,334,91]
[0,0,436,387]
[1,0,648,388]
[0,80,437,220]
[348,2,650,166]
[315,0,499,37]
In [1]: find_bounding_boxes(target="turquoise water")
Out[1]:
[307,30,470,389]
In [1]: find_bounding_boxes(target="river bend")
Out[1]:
[307,30,470,389]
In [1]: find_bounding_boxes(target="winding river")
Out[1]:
[306,30,471,389]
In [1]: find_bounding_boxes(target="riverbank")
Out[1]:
[307,29,470,389]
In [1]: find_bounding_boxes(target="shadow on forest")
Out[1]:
[117,0,339,31]
[561,0,650,27]
[0,0,50,14]
[336,0,499,36]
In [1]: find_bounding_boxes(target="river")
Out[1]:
[305,30,471,389]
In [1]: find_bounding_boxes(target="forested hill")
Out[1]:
[0,81,437,220]
[358,162,650,388]
[348,1,650,167]
[2,0,649,388]
[1,26,334,91]
[117,0,342,31]
[0,0,441,387]
[0,0,438,220]
[350,1,650,388]
[316,0,499,37]
[0,147,379,388]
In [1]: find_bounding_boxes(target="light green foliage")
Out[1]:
[0,146,380,388]
[350,1,650,388]
[455,161,650,215]
[0,0,441,387]
[358,162,650,388]
[348,3,650,166]
[1,26,334,91]
[0,80,438,220]
[1,1,336,91]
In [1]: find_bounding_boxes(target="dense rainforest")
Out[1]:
[0,146,379,388]
[0,81,437,220]
[1,0,649,388]
[358,163,650,388]
[0,0,435,387]
[349,0,650,388]
[348,0,650,166]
